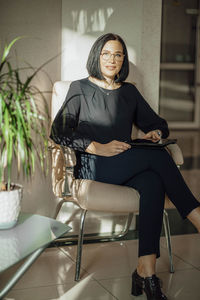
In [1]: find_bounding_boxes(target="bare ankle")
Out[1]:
[137,266,155,278]
[137,254,156,278]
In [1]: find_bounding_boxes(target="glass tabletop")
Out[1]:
[0,213,71,273]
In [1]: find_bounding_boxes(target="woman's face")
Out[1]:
[100,40,124,81]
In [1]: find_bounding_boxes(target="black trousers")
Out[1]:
[75,147,200,258]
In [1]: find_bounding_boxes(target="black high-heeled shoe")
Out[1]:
[131,269,168,300]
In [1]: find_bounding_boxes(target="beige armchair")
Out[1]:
[50,81,184,281]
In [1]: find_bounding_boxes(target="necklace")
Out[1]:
[97,86,113,96]
[88,77,121,95]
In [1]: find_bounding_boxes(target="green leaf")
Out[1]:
[7,130,13,190]
[0,37,50,188]
[1,36,23,63]
[0,94,3,125]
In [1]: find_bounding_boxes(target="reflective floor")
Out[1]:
[0,130,200,300]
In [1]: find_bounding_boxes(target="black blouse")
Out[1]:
[50,78,169,152]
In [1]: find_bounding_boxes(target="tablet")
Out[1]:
[128,138,177,148]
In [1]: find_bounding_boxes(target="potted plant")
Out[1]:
[0,37,50,229]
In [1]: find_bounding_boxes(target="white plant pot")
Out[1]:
[0,184,23,229]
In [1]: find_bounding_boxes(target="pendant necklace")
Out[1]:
[97,86,113,96]
[89,77,119,96]
[97,81,118,96]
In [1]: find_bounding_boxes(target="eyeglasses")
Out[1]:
[100,52,125,62]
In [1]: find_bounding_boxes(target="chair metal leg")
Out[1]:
[75,209,87,281]
[163,210,174,273]
[53,197,75,219]
[53,199,67,219]
[55,209,134,243]
[117,212,133,238]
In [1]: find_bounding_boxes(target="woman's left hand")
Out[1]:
[143,130,162,142]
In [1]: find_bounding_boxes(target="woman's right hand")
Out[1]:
[86,140,131,157]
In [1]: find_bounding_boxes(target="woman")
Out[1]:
[50,33,200,300]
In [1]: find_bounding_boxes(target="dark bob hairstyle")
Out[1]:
[86,33,129,83]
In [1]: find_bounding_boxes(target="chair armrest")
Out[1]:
[166,143,184,166]
[49,141,75,198]
[132,126,184,166]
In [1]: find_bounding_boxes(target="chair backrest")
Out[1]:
[51,81,141,198]
[51,81,76,197]
[52,81,71,120]
[51,81,76,165]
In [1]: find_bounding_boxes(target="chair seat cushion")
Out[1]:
[71,179,140,213]
[71,179,175,213]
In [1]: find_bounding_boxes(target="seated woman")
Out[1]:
[50,33,200,300]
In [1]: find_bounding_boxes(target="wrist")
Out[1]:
[85,141,101,155]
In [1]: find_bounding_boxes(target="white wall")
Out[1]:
[62,0,162,111]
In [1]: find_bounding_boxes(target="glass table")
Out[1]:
[0,213,71,298]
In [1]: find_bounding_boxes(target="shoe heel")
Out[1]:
[131,280,143,296]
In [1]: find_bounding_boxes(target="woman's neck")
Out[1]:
[89,76,120,90]
[104,77,115,87]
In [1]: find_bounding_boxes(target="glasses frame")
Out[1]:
[100,52,125,62]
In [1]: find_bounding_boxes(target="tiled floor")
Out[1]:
[1,235,200,300]
[1,130,200,300]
